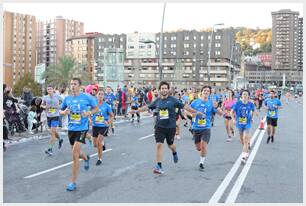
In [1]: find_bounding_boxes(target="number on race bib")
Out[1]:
[96,116,104,123]
[239,117,247,125]
[198,118,206,126]
[159,109,169,119]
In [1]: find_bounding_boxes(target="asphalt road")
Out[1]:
[3,99,303,203]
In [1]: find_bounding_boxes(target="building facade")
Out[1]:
[37,16,84,68]
[271,9,303,85]
[123,29,241,88]
[3,11,37,87]
[66,32,101,81]
[93,33,127,85]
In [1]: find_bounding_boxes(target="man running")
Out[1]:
[92,89,114,165]
[264,90,282,143]
[133,81,198,174]
[190,86,223,170]
[41,85,63,156]
[60,77,98,191]
[130,92,141,123]
[231,90,255,164]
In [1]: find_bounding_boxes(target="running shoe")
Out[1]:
[137,117,140,123]
[96,159,102,166]
[66,182,76,191]
[153,165,164,174]
[176,135,181,140]
[173,153,179,163]
[88,137,93,148]
[271,136,274,143]
[45,148,53,156]
[226,137,232,142]
[84,155,90,171]
[248,143,251,150]
[266,136,271,144]
[112,127,115,134]
[103,144,106,151]
[199,163,205,171]
[58,139,64,149]
[241,157,247,164]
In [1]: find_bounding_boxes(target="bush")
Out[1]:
[13,74,42,97]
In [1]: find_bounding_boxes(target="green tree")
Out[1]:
[42,55,91,89]
[13,74,42,97]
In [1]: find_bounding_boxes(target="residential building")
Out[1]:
[37,16,84,67]
[3,11,37,87]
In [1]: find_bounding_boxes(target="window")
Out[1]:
[215,51,221,55]
[193,36,197,40]
[184,36,189,40]
[184,44,189,48]
[215,43,221,47]
[171,36,176,40]
[164,36,167,40]
[201,35,204,40]
[215,35,221,40]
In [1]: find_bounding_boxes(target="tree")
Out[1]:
[13,74,42,97]
[42,55,91,89]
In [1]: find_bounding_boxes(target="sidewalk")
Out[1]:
[5,112,152,145]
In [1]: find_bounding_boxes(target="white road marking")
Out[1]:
[138,134,154,140]
[24,149,112,179]
[208,117,266,203]
[225,129,266,203]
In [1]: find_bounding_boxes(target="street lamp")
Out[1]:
[207,23,224,86]
[140,3,166,83]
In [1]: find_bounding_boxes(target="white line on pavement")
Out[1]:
[24,149,112,179]
[208,117,266,203]
[138,134,154,140]
[225,129,266,203]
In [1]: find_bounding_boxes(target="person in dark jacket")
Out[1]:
[21,86,33,107]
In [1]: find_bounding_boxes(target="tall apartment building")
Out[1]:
[93,33,126,84]
[3,11,37,87]
[297,17,303,71]
[123,29,241,88]
[37,16,84,68]
[66,32,101,81]
[271,9,303,85]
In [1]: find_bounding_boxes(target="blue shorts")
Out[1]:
[238,127,251,135]
[47,116,60,128]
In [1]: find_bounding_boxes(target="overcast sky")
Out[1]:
[3,2,303,34]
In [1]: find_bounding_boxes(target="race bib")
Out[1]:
[239,117,247,125]
[175,108,179,113]
[96,115,104,123]
[71,113,81,124]
[198,118,206,127]
[49,108,56,114]
[159,109,169,119]
[269,111,276,117]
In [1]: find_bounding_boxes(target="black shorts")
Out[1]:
[131,105,139,110]
[193,129,211,144]
[68,131,87,146]
[154,126,176,145]
[267,117,278,127]
[92,126,108,137]
[224,115,232,120]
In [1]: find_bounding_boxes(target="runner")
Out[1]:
[92,89,114,165]
[231,90,255,164]
[190,86,223,170]
[132,81,198,174]
[105,86,117,134]
[41,85,63,156]
[285,91,291,105]
[222,89,236,142]
[264,90,282,144]
[60,77,98,191]
[130,92,141,123]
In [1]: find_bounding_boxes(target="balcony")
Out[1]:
[209,62,230,67]
[141,62,158,66]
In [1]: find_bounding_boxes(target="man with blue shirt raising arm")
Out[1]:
[60,77,98,191]
[131,81,198,174]
[190,86,223,171]
[264,90,282,144]
[231,90,255,164]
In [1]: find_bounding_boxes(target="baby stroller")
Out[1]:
[5,108,26,136]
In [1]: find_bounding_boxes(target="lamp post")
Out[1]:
[207,23,224,86]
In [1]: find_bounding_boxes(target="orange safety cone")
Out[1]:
[259,118,265,130]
